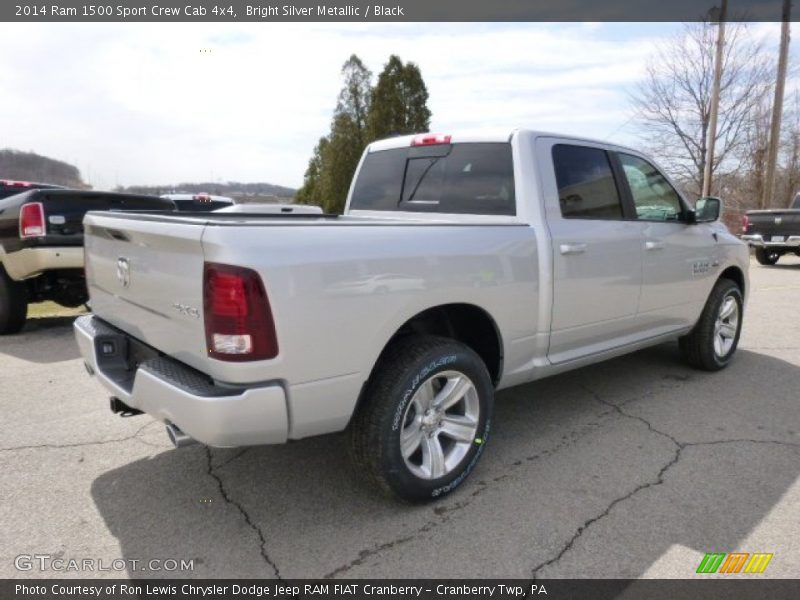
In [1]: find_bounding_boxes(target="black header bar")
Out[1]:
[1,1,794,22]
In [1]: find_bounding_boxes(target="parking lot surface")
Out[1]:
[1,257,799,579]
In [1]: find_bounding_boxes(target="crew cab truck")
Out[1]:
[74,130,749,501]
[741,193,800,265]
[0,188,173,334]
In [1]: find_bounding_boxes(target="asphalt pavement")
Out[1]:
[1,256,798,579]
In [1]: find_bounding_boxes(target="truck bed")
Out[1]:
[0,189,173,255]
[82,210,537,393]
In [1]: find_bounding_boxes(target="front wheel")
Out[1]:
[349,335,494,502]
[679,278,743,371]
[755,248,780,265]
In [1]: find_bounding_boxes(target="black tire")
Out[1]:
[755,248,780,265]
[679,278,743,371]
[0,265,28,335]
[349,335,494,502]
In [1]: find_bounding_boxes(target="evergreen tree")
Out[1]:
[367,55,432,141]
[295,136,328,205]
[296,55,372,213]
[336,54,372,148]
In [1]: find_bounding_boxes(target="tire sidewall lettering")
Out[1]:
[430,417,491,498]
[391,354,457,432]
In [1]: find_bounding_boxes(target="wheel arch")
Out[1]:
[718,265,746,297]
[369,303,505,386]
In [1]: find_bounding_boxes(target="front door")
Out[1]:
[614,152,717,331]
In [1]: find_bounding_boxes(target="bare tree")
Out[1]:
[777,93,800,207]
[632,22,773,197]
[738,96,772,210]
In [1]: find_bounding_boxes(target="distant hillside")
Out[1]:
[0,149,88,188]
[118,181,296,202]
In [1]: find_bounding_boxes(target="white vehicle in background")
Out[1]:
[160,192,233,211]
[75,130,749,501]
[215,203,323,215]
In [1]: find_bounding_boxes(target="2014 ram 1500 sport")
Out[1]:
[75,130,749,501]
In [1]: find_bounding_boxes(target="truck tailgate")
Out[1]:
[83,212,208,371]
[746,210,800,238]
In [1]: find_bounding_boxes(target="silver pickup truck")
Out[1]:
[75,130,749,501]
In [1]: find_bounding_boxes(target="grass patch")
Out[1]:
[27,301,87,319]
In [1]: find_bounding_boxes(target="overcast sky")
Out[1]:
[0,22,792,190]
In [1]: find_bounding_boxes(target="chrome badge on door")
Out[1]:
[116,257,130,288]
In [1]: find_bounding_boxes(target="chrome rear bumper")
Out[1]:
[74,315,289,447]
[741,234,800,248]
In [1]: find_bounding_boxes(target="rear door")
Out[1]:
[538,139,644,364]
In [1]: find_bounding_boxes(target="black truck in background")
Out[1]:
[0,183,173,334]
[741,194,800,265]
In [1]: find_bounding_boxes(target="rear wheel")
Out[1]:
[0,265,28,335]
[679,278,743,371]
[755,248,780,265]
[349,335,493,502]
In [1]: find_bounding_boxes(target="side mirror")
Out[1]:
[692,196,721,223]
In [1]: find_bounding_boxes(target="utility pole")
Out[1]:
[762,0,792,209]
[703,0,728,198]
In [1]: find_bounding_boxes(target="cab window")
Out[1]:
[619,153,684,222]
[552,144,624,220]
[350,143,516,216]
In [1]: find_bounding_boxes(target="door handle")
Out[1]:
[645,240,665,251]
[559,243,587,255]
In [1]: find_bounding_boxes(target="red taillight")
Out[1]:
[203,262,278,361]
[741,214,750,233]
[19,202,45,238]
[411,133,452,146]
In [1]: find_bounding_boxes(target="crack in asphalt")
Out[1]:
[212,448,251,471]
[325,534,419,578]
[527,385,800,581]
[0,420,158,452]
[582,385,682,446]
[529,444,683,581]
[324,415,610,578]
[204,447,283,580]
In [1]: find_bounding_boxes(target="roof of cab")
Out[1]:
[366,129,641,156]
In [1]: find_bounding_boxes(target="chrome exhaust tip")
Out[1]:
[166,423,196,448]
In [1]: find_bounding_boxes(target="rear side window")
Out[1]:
[552,144,624,220]
[350,143,516,216]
